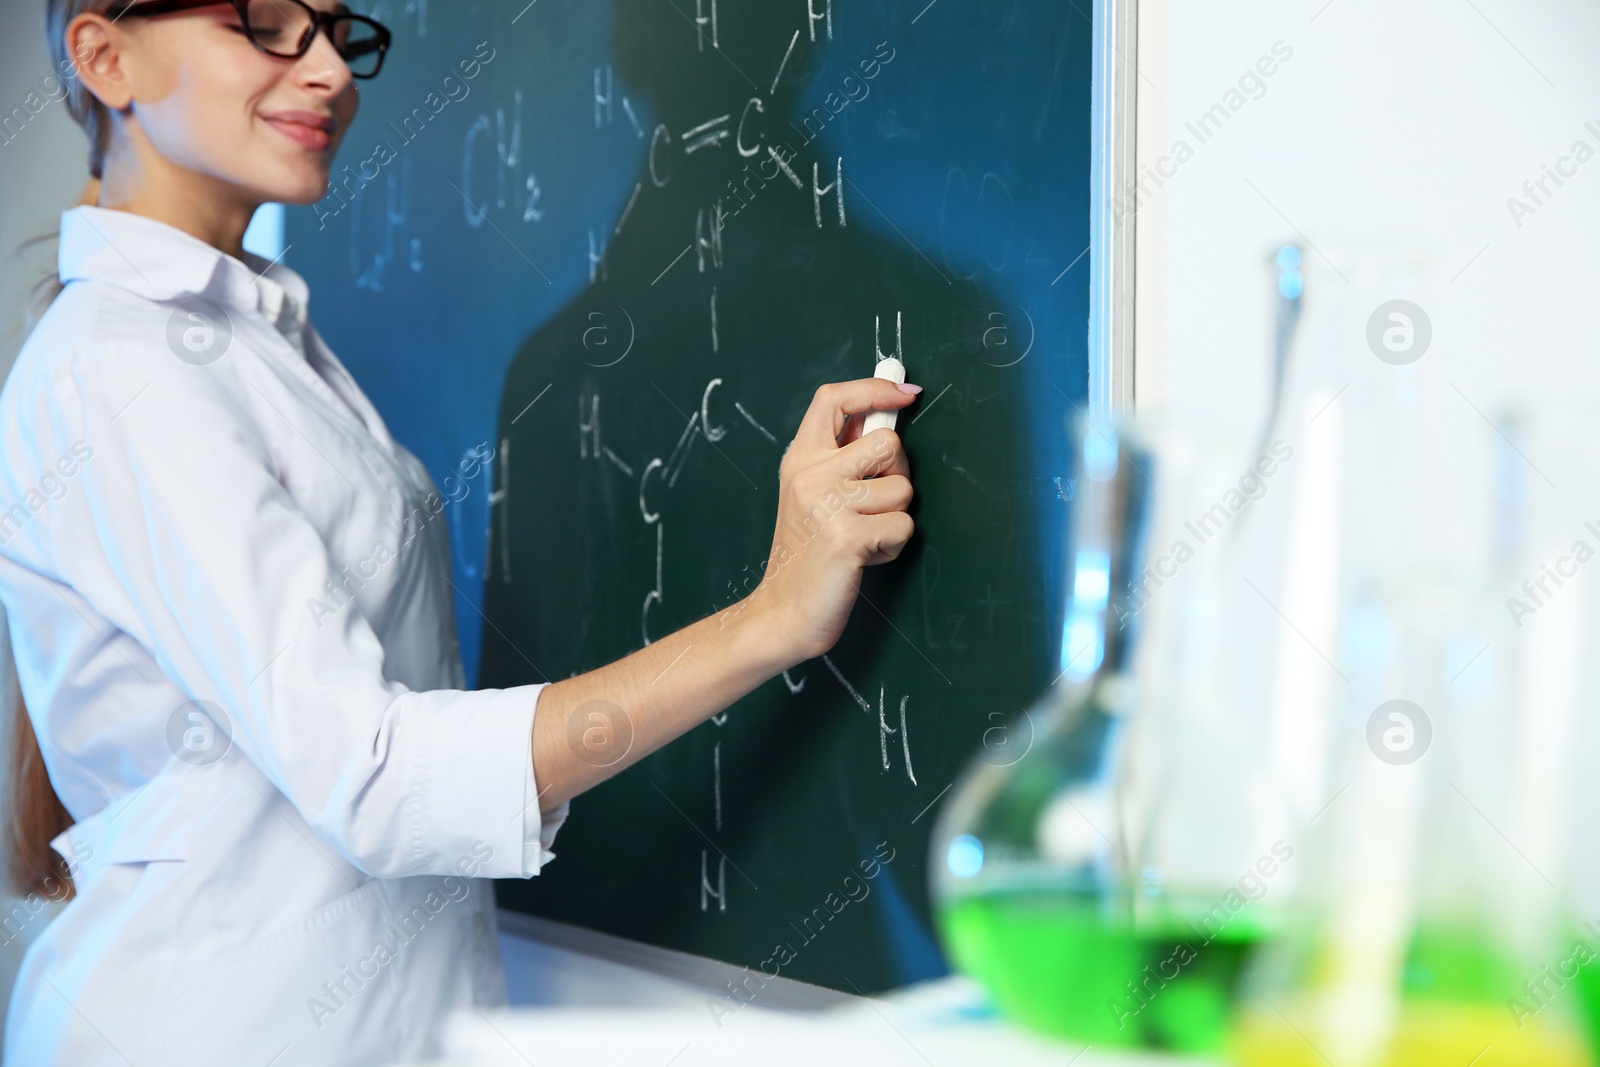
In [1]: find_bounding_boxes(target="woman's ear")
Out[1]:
[67,13,134,111]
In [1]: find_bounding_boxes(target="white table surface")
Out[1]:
[392,911,1219,1067]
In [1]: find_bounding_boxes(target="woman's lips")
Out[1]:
[262,111,335,151]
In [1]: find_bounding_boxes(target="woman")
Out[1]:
[0,1,920,1062]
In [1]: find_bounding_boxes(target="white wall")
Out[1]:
[1137,0,1600,418]
[0,8,91,372]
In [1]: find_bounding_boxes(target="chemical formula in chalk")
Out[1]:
[460,91,544,229]
[350,159,422,292]
[863,312,905,435]
[820,656,918,785]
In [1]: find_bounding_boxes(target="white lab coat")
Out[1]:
[0,206,569,1066]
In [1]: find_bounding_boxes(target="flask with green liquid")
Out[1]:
[929,417,1278,1056]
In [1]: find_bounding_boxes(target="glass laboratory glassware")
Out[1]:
[930,415,1289,1056]
[1229,384,1597,1066]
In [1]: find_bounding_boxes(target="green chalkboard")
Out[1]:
[291,0,1090,994]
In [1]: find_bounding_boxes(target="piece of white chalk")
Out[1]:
[862,357,906,436]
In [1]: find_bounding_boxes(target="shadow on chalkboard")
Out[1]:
[484,0,1062,994]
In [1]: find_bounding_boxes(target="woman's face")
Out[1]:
[118,1,360,205]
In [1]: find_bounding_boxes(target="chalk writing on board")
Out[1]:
[819,658,918,783]
[683,113,733,154]
[709,287,719,353]
[920,546,970,652]
[813,158,846,228]
[615,182,643,236]
[695,204,726,271]
[701,851,727,912]
[875,311,902,365]
[700,379,727,443]
[578,393,601,461]
[771,30,800,93]
[822,655,871,714]
[350,160,422,292]
[807,0,833,42]
[461,91,543,229]
[664,411,700,488]
[593,66,613,129]
[643,523,664,646]
[650,124,674,187]
[878,689,916,784]
[695,0,719,50]
[768,145,803,189]
[622,98,645,139]
[733,401,778,444]
[367,0,425,39]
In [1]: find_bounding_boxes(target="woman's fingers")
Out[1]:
[832,428,910,481]
[860,511,915,564]
[758,378,920,661]
[793,379,919,456]
[848,474,914,515]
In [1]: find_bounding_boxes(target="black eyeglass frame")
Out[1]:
[103,0,392,79]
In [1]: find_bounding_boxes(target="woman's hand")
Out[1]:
[747,377,920,665]
[534,377,919,809]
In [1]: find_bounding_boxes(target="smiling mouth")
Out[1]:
[262,114,336,151]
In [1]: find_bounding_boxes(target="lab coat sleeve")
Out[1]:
[525,722,572,873]
[51,337,562,880]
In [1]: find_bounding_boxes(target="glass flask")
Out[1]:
[930,416,1289,1056]
[1229,359,1600,1065]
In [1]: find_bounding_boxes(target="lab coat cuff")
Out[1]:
[412,682,559,880]
[523,682,571,875]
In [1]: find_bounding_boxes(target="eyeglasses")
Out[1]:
[104,0,392,79]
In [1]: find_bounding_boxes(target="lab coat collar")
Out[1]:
[57,204,312,328]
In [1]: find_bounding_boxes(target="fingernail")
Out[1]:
[896,382,923,394]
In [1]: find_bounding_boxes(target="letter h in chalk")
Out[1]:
[863,312,905,436]
[813,157,846,228]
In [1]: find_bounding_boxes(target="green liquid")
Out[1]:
[938,888,1266,1054]
[1401,921,1521,1002]
[1557,923,1600,1059]
[1238,921,1593,1066]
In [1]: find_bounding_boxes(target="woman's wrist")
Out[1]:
[718,582,802,679]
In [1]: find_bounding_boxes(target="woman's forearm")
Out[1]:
[528,377,919,816]
[529,593,794,812]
